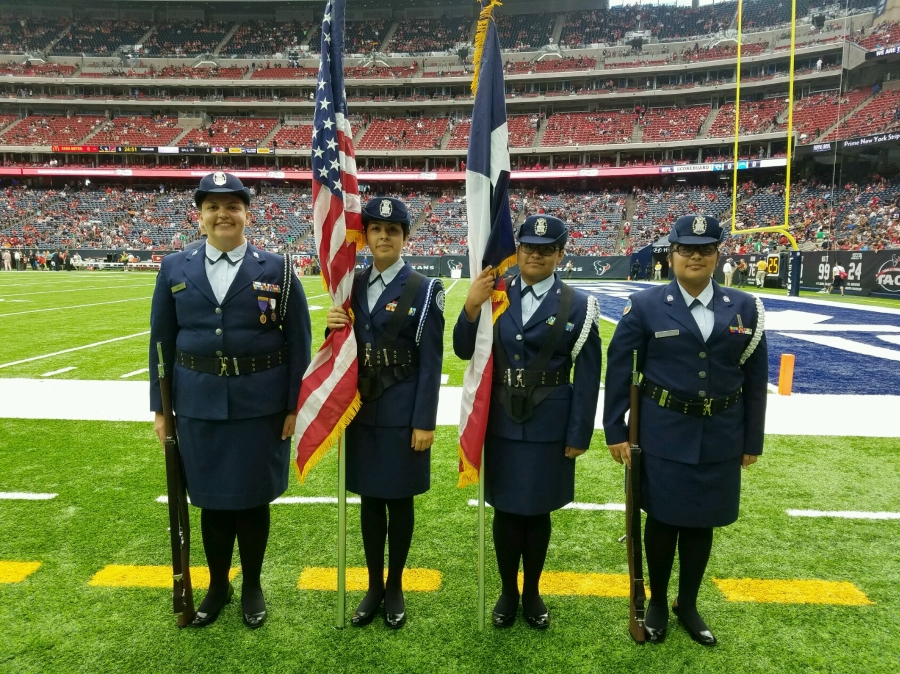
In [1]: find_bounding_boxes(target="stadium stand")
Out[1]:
[824,89,900,140]
[495,12,556,51]
[505,56,596,74]
[143,21,231,56]
[90,116,182,146]
[0,62,75,77]
[779,89,870,141]
[524,190,628,254]
[388,17,472,53]
[708,99,785,138]
[251,66,318,79]
[640,105,711,142]
[178,117,277,147]
[0,115,104,145]
[272,123,314,150]
[357,118,448,150]
[51,20,150,56]
[221,20,316,57]
[0,16,70,53]
[541,111,634,147]
[344,64,418,79]
[854,21,900,51]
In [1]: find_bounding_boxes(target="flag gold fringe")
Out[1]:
[458,444,480,488]
[470,0,502,97]
[346,229,365,248]
[295,390,362,484]
[489,252,516,323]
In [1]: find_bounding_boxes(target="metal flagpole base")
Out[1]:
[336,433,347,629]
[478,449,486,631]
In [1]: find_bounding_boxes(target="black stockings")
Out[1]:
[359,495,415,614]
[200,504,270,614]
[643,515,713,631]
[492,510,552,616]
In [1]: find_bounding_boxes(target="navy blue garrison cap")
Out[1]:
[668,214,726,245]
[361,196,410,230]
[517,215,567,247]
[194,171,251,208]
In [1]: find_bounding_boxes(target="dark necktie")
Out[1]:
[208,253,239,266]
[522,285,534,298]
[369,274,385,289]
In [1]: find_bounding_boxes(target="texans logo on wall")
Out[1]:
[593,261,611,276]
[446,260,463,272]
[876,255,900,293]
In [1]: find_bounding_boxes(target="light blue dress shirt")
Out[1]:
[677,280,716,342]
[205,240,247,304]
[521,273,557,325]
[367,257,405,312]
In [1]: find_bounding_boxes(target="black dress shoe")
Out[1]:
[672,601,716,646]
[524,612,549,630]
[492,610,516,628]
[351,593,383,627]
[243,608,267,629]
[384,611,406,629]
[190,583,234,627]
[643,624,667,644]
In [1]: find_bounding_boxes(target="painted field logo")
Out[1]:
[593,261,611,276]
[876,255,900,293]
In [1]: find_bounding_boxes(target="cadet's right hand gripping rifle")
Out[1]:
[156,342,195,627]
[625,349,646,643]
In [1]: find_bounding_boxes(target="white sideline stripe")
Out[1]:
[878,335,900,346]
[787,509,900,520]
[155,495,362,505]
[445,279,460,294]
[0,296,152,317]
[0,492,57,500]
[467,499,625,511]
[440,374,449,385]
[120,368,149,379]
[41,367,76,377]
[0,284,155,297]
[779,333,900,362]
[0,332,150,370]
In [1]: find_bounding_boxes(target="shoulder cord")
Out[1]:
[739,295,765,365]
[571,294,599,361]
[415,278,438,346]
[281,253,291,319]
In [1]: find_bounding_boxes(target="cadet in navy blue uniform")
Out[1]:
[454,215,602,630]
[326,197,444,630]
[150,172,311,629]
[604,215,767,646]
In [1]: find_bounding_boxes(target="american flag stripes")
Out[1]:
[457,0,518,488]
[295,0,363,482]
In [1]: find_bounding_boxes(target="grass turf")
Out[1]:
[1,272,899,672]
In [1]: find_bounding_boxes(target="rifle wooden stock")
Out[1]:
[625,350,646,643]
[157,342,195,627]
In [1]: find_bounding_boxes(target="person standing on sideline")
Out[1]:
[1,249,10,271]
[831,262,846,295]
[736,259,748,287]
[604,214,767,646]
[723,257,734,287]
[654,260,662,280]
[454,215,601,630]
[150,172,311,629]
[326,197,444,630]
[564,259,574,279]
[755,257,767,287]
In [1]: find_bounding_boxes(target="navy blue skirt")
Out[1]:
[641,451,743,528]
[177,412,290,510]
[484,434,575,516]
[345,423,431,499]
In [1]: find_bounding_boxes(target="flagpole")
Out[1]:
[336,433,347,629]
[478,448,486,631]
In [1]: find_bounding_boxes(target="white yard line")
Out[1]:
[0,296,152,317]
[468,499,625,511]
[119,368,149,379]
[444,279,460,295]
[0,331,150,370]
[40,367,77,377]
[787,509,900,520]
[0,492,57,500]
[155,495,362,505]
[0,284,155,297]
[779,333,900,362]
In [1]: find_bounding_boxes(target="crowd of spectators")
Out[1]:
[51,20,150,56]
[143,21,231,57]
[388,17,471,54]
[222,20,315,57]
[0,16,69,53]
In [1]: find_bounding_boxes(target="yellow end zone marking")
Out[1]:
[88,565,240,589]
[713,578,874,605]
[298,567,442,592]
[0,561,41,583]
[516,571,646,598]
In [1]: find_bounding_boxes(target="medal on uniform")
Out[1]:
[269,298,277,322]
[258,297,268,324]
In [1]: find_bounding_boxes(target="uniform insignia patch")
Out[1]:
[666,295,674,302]
[692,216,707,235]
[212,171,228,186]
[623,299,632,316]
[408,307,417,316]
[191,250,198,256]
[252,251,260,258]
[435,289,445,312]
[534,218,548,236]
[723,295,731,302]
[546,316,556,325]
[380,199,393,217]
[171,282,186,294]
[565,322,575,332]
[655,330,679,338]
[385,301,397,312]
[252,282,280,293]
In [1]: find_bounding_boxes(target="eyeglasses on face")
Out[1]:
[672,243,718,257]
[519,243,560,257]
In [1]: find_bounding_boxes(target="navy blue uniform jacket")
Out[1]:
[149,244,311,419]
[603,279,767,464]
[454,274,601,449]
[351,263,444,430]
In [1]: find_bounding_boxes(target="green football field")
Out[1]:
[0,271,898,673]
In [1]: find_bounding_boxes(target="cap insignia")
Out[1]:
[534,218,548,236]
[212,171,228,186]
[692,216,707,235]
[379,199,393,217]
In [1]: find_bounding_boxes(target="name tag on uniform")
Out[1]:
[252,282,280,293]
[170,282,186,294]
[655,330,679,338]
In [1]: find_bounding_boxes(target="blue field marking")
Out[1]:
[571,282,900,396]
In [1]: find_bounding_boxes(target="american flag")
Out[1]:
[458,0,517,488]
[295,0,363,482]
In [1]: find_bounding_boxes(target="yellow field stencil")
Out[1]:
[88,565,240,589]
[297,567,442,592]
[0,561,41,583]
[515,571,650,598]
[713,578,874,606]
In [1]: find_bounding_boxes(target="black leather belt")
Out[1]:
[494,368,570,388]
[642,378,741,418]
[362,345,420,368]
[176,348,287,376]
